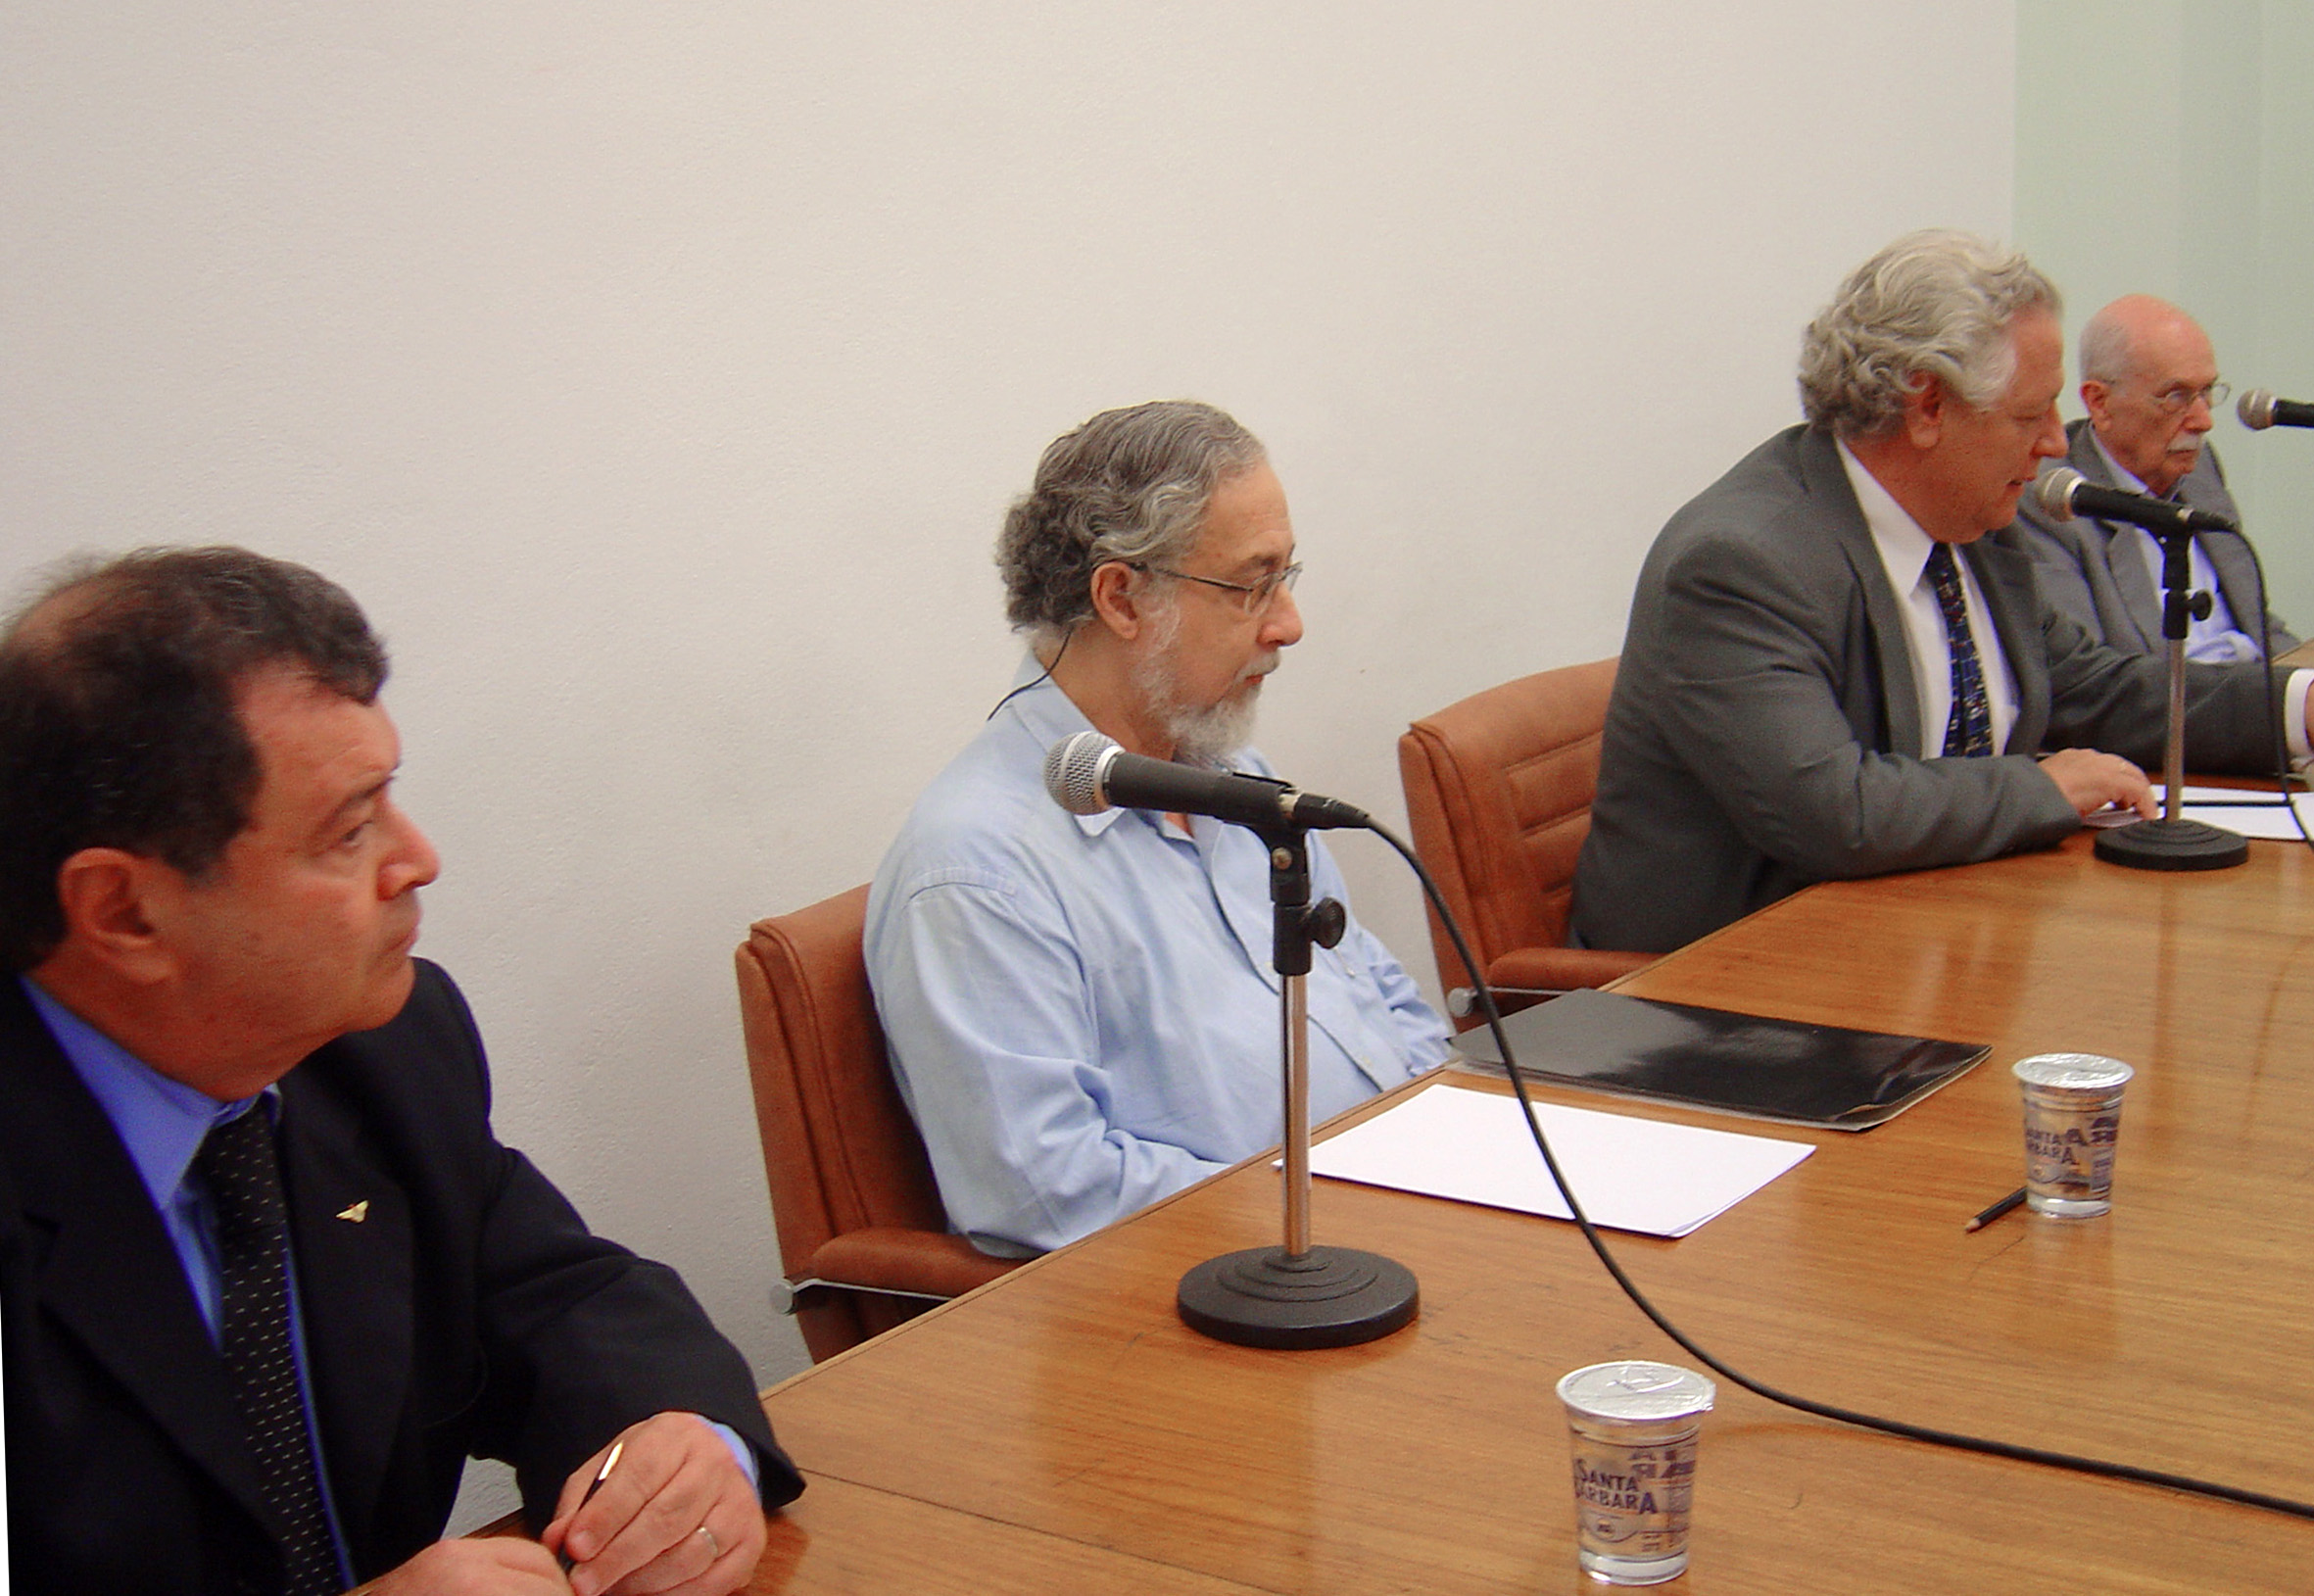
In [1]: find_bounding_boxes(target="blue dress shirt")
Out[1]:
[22,975,358,1588]
[865,664,1452,1257]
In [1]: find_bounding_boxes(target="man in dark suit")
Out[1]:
[0,549,803,1595]
[1571,232,2308,954]
[2015,294,2296,663]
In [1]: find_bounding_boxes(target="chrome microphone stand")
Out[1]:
[2095,526,2248,871]
[1175,823,1420,1349]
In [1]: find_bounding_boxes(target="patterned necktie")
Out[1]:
[197,1108,341,1596]
[1925,544,1994,758]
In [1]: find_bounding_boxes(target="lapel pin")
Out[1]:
[336,1200,370,1224]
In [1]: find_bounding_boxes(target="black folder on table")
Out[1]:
[1450,987,1988,1130]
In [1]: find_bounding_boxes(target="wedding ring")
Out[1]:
[696,1524,722,1561]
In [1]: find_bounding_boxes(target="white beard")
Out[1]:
[1130,605,1273,768]
[1164,682,1265,767]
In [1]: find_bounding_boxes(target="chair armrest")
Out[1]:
[1446,946,1656,1026]
[807,1227,1021,1300]
[1484,944,1654,992]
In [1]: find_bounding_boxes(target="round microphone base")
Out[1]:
[2094,816,2250,872]
[1176,1244,1419,1350]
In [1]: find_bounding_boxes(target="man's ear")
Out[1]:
[1087,561,1153,642]
[51,848,181,985]
[1901,374,1948,451]
[2080,379,2114,431]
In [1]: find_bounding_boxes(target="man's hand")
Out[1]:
[2038,749,2157,819]
[541,1413,764,1596]
[350,1537,570,1593]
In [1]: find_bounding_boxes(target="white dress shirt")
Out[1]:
[1838,440,2021,759]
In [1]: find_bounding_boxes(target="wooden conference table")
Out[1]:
[743,832,2314,1592]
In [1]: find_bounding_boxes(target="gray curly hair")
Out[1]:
[1798,229,2060,438]
[996,401,1267,647]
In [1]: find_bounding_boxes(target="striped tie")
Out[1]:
[198,1108,341,1596]
[1926,544,1994,758]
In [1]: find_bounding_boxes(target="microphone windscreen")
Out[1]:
[2033,466,2085,521]
[1042,730,1118,815]
[2239,389,2277,430]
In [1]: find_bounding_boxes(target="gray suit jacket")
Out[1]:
[2014,418,2295,659]
[1569,425,2287,954]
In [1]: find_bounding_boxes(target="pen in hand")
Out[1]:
[555,1437,625,1573]
[1965,1185,2029,1233]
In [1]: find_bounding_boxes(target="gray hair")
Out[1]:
[1797,229,2060,437]
[996,401,1267,646]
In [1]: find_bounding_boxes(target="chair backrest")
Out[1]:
[736,884,954,1357]
[1397,657,1619,998]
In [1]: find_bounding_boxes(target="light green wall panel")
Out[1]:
[2017,0,2314,632]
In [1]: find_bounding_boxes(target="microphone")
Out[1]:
[1042,730,1372,832]
[2032,467,2238,535]
[2237,389,2314,430]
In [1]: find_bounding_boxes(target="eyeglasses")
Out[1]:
[2145,380,2230,415]
[1131,561,1303,616]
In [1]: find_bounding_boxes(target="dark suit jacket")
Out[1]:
[2015,419,2296,659]
[1,960,803,1596]
[1570,425,2288,953]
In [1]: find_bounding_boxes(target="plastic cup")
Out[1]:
[1556,1361,1715,1585]
[2012,1052,2134,1218]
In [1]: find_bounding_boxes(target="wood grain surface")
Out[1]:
[746,833,2314,1592]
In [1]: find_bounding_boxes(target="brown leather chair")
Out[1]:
[737,884,1018,1362]
[1397,658,1656,1030]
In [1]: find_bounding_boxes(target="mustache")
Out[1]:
[1239,652,1280,685]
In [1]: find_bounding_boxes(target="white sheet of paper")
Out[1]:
[2177,787,2311,842]
[2083,784,2308,840]
[1308,1082,1813,1238]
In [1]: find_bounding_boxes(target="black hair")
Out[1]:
[0,547,387,971]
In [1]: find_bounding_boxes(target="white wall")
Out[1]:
[1,1,2014,1524]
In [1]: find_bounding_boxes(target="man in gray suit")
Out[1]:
[2015,294,2295,663]
[1571,232,2309,955]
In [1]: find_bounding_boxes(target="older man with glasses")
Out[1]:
[2016,293,2298,663]
[864,401,1449,1258]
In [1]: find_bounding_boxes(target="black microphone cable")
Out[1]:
[986,630,1075,720]
[2204,524,2314,854]
[1355,815,2314,1520]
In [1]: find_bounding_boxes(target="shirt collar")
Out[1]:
[996,656,1132,837]
[1837,437,1942,592]
[995,652,1268,841]
[19,974,269,1214]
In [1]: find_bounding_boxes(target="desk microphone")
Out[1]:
[2033,467,2238,535]
[1041,730,1372,832]
[2238,389,2314,431]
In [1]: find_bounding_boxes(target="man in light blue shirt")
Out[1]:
[866,401,1450,1258]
